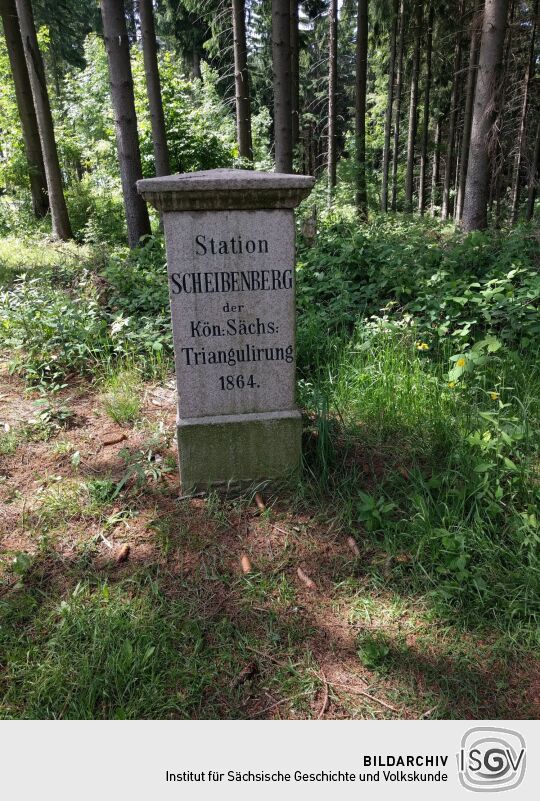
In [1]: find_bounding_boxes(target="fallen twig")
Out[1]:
[116,543,131,564]
[271,524,290,536]
[297,567,317,590]
[330,681,399,714]
[318,670,329,719]
[347,536,361,557]
[251,690,313,717]
[240,553,253,574]
[254,492,266,513]
[98,531,113,549]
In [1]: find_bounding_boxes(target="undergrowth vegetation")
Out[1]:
[1,209,540,720]
[296,212,540,639]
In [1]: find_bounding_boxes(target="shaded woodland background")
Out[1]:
[0,0,538,245]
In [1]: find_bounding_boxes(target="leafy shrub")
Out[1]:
[297,214,540,377]
[65,176,126,245]
[0,272,110,384]
[104,236,173,370]
[135,57,236,175]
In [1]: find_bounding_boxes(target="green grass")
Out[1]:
[0,568,318,720]
[298,330,540,641]
[0,429,19,456]
[0,235,101,286]
[102,368,143,425]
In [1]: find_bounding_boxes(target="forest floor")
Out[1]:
[1,366,539,720]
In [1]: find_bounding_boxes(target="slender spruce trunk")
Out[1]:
[430,114,442,215]
[139,0,170,176]
[328,0,338,195]
[526,117,540,220]
[355,0,368,216]
[490,0,514,225]
[418,1,433,214]
[15,0,72,238]
[381,0,398,211]
[232,0,253,161]
[456,0,481,222]
[272,0,293,172]
[290,0,300,151]
[405,0,423,212]
[100,0,151,247]
[441,0,464,220]
[0,0,48,217]
[510,0,538,223]
[391,0,405,210]
[462,0,510,232]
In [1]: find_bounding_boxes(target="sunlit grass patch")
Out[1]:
[34,476,118,529]
[0,234,100,286]
[0,428,19,456]
[102,368,143,425]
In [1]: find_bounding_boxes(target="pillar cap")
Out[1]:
[137,168,315,212]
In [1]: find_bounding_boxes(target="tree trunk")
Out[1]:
[489,0,514,226]
[462,0,509,232]
[328,0,338,195]
[290,0,300,151]
[0,0,48,217]
[192,48,201,80]
[510,0,538,223]
[456,0,482,222]
[15,0,72,238]
[100,0,151,247]
[441,0,464,220]
[404,0,423,212]
[272,0,292,172]
[355,0,368,217]
[381,0,398,212]
[232,0,253,162]
[418,1,433,214]
[126,0,137,43]
[430,114,442,215]
[526,117,540,220]
[139,0,169,177]
[391,0,405,210]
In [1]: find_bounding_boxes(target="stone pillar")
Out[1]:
[137,168,314,491]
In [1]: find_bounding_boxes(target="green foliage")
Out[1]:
[102,368,142,425]
[357,632,391,670]
[0,236,173,385]
[134,56,236,175]
[0,428,18,455]
[297,213,540,375]
[0,579,216,719]
[0,272,109,385]
[64,175,126,244]
[103,237,173,371]
[297,213,540,636]
[0,236,97,285]
[1,32,238,244]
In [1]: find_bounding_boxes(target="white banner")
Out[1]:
[1,720,538,800]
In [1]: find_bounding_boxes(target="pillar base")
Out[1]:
[177,410,302,492]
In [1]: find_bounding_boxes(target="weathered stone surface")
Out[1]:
[137,168,313,491]
[164,209,296,418]
[137,168,314,212]
[177,410,302,491]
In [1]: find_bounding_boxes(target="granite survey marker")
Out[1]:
[137,168,314,490]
